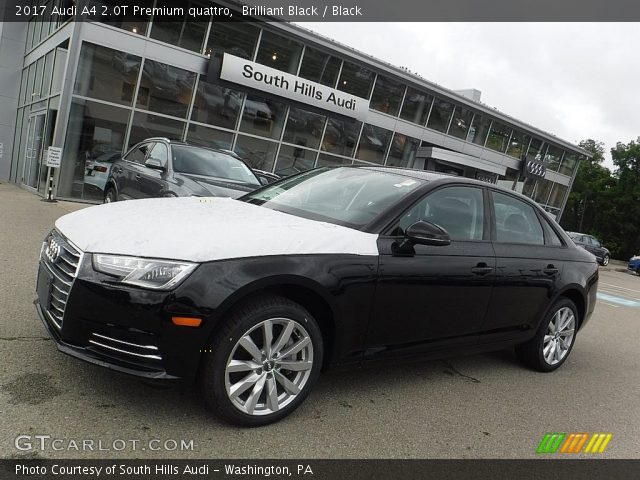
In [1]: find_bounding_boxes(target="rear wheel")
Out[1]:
[104,187,117,203]
[515,298,578,372]
[200,295,323,427]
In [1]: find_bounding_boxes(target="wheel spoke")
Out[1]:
[229,372,261,399]
[559,328,574,337]
[266,376,279,412]
[274,371,301,395]
[543,334,554,344]
[263,320,273,357]
[554,341,562,362]
[227,359,261,373]
[272,320,295,355]
[244,373,267,415]
[548,316,557,334]
[278,336,310,359]
[543,340,554,358]
[239,335,263,361]
[278,360,313,372]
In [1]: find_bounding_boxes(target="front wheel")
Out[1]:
[602,254,610,266]
[104,187,117,203]
[200,295,323,427]
[515,298,578,372]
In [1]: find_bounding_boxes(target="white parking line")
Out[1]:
[599,301,620,308]
[600,282,640,294]
[600,290,640,302]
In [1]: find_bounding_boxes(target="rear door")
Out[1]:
[481,190,566,343]
[367,185,495,353]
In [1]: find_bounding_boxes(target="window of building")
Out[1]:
[321,117,361,157]
[448,106,474,140]
[356,124,392,164]
[51,47,67,95]
[485,121,512,153]
[370,75,405,116]
[191,77,243,130]
[206,21,260,60]
[282,107,326,150]
[273,145,317,176]
[25,63,35,105]
[255,30,303,74]
[533,178,553,204]
[186,123,233,150]
[496,168,519,191]
[298,47,341,87]
[492,191,544,245]
[41,50,54,98]
[506,130,530,159]
[467,113,491,145]
[399,88,432,126]
[544,145,563,171]
[239,95,287,140]
[337,61,375,99]
[547,183,568,209]
[128,112,186,147]
[558,152,577,176]
[100,0,152,35]
[75,43,141,107]
[149,1,208,52]
[427,98,454,133]
[58,99,130,200]
[316,153,352,167]
[526,138,546,162]
[32,56,45,101]
[19,68,28,106]
[395,186,485,241]
[386,133,419,167]
[234,135,279,172]
[136,60,196,118]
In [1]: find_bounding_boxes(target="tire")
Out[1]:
[602,254,610,266]
[104,187,117,203]
[515,298,578,372]
[200,295,323,427]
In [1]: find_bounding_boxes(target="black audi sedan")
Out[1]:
[103,138,262,202]
[36,166,598,426]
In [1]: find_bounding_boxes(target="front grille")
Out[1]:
[39,230,82,330]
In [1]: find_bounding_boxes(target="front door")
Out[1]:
[367,185,495,354]
[22,112,46,190]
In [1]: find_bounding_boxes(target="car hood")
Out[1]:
[55,197,379,262]
[179,173,258,198]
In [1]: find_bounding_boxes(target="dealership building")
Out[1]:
[0,3,591,218]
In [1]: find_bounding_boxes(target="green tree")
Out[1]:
[609,138,640,258]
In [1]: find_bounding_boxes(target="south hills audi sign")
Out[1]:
[220,53,370,121]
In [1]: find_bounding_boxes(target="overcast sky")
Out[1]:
[300,23,639,169]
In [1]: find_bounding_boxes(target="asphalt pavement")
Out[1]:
[1,182,638,459]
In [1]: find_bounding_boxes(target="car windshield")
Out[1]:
[172,146,260,186]
[243,167,425,228]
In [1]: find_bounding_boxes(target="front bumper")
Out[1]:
[628,260,640,272]
[36,252,212,383]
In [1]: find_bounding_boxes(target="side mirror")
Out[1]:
[259,176,270,186]
[405,221,451,246]
[145,158,166,171]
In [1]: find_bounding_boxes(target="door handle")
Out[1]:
[135,174,141,180]
[543,265,559,276]
[471,263,493,275]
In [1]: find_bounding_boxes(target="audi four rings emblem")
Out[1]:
[526,161,546,178]
[44,238,62,263]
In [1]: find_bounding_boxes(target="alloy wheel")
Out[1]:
[602,255,609,266]
[224,318,314,416]
[542,307,575,365]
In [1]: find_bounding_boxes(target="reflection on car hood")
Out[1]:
[55,197,379,262]
[179,173,258,198]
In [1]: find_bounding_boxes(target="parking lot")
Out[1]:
[1,182,638,459]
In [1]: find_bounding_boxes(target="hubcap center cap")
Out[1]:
[263,360,275,372]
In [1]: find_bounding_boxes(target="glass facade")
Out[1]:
[8,15,585,220]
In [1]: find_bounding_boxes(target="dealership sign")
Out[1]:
[220,53,369,121]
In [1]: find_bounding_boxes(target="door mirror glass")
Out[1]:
[406,220,451,246]
[259,175,270,186]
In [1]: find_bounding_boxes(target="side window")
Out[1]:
[591,237,601,247]
[125,143,151,164]
[395,186,485,241]
[147,142,168,166]
[540,216,563,246]
[492,191,544,245]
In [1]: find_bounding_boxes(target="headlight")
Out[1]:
[92,254,197,290]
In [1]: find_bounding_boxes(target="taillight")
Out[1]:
[94,166,108,173]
